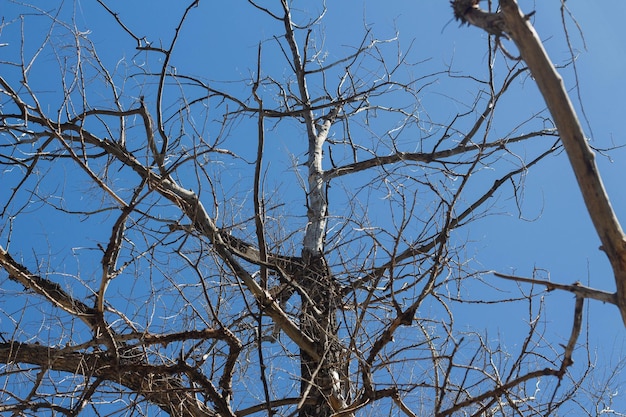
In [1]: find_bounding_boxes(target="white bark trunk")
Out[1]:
[303,110,337,256]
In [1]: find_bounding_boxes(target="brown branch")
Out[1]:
[347,144,557,292]
[451,0,508,37]
[454,0,626,325]
[496,0,626,325]
[0,342,218,417]
[156,179,321,361]
[323,131,553,181]
[438,368,560,416]
[235,397,310,416]
[98,205,132,313]
[0,246,98,329]
[493,272,617,305]
[392,391,419,417]
[6,107,319,360]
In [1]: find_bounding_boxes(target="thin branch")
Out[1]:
[347,144,558,292]
[493,272,617,305]
[561,296,584,374]
[323,130,555,181]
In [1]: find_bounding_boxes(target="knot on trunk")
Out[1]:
[451,0,508,38]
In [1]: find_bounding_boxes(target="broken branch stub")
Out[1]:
[451,0,508,37]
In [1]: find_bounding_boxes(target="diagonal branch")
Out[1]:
[323,131,554,181]
[451,0,508,37]
[156,178,321,361]
[0,246,99,329]
[0,342,219,417]
[5,106,319,358]
[497,0,626,325]
[454,0,626,325]
[493,272,617,305]
[347,144,558,292]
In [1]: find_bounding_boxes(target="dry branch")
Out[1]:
[454,0,626,325]
[0,342,220,417]
[493,272,617,305]
[0,1,611,415]
[0,246,99,328]
[498,0,626,325]
[451,0,508,37]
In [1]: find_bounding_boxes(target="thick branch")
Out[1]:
[497,0,626,325]
[4,107,320,360]
[0,342,218,417]
[0,246,98,329]
[451,0,508,36]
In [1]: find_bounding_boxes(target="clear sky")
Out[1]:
[2,0,626,413]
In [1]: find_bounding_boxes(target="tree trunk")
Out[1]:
[298,101,344,417]
[276,2,347,413]
[299,255,344,416]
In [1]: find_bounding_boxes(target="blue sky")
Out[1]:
[2,0,626,413]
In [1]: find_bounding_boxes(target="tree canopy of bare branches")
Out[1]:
[0,1,623,416]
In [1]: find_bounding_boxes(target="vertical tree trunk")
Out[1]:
[299,255,343,416]
[278,2,346,414]
[299,101,343,417]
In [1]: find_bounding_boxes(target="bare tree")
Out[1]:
[0,1,619,416]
